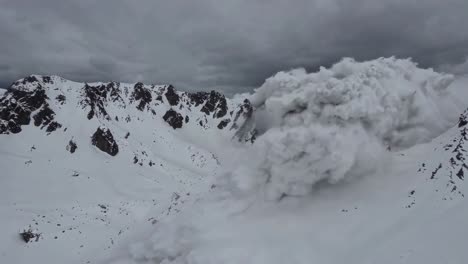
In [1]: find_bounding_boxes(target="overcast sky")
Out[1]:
[1,0,468,94]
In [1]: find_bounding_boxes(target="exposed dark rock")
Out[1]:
[457,167,465,180]
[131,82,152,111]
[459,112,468,127]
[0,86,57,134]
[165,85,180,106]
[199,91,227,118]
[67,140,78,153]
[46,121,62,133]
[244,129,257,143]
[217,119,231,129]
[56,94,66,105]
[80,83,123,120]
[201,91,219,114]
[11,75,40,88]
[107,82,122,102]
[24,76,39,84]
[239,99,253,119]
[231,99,253,129]
[81,84,109,120]
[91,127,119,156]
[197,115,208,128]
[230,99,256,143]
[33,105,55,127]
[189,92,209,106]
[163,109,183,129]
[42,76,52,84]
[20,229,40,243]
[6,121,21,134]
[2,76,256,149]
[422,112,468,200]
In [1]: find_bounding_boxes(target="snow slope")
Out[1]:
[0,76,252,263]
[116,123,468,264]
[1,58,468,264]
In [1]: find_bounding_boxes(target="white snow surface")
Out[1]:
[0,76,241,263]
[1,58,468,264]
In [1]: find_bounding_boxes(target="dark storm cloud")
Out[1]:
[1,0,468,93]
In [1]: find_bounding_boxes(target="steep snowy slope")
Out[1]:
[0,76,253,263]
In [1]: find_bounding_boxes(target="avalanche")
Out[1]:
[239,57,466,199]
[111,58,468,264]
[1,57,468,264]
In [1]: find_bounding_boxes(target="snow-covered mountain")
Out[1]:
[0,75,254,263]
[1,58,468,264]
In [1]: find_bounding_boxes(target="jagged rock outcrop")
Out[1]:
[217,119,230,129]
[165,85,180,106]
[418,108,468,200]
[131,82,152,111]
[163,109,184,129]
[33,104,62,132]
[231,99,253,129]
[459,111,468,128]
[231,99,256,142]
[0,84,61,134]
[91,127,119,156]
[20,229,40,243]
[188,92,208,106]
[56,94,66,105]
[67,140,78,153]
[11,75,41,88]
[203,91,227,118]
[189,91,228,118]
[0,75,257,148]
[80,82,123,120]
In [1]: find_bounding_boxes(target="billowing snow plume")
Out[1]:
[233,57,465,199]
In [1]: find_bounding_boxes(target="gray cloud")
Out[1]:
[1,0,468,94]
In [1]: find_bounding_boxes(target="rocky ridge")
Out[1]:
[0,75,256,156]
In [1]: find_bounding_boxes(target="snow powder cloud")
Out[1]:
[230,57,467,199]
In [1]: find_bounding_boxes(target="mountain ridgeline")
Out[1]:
[0,75,256,156]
